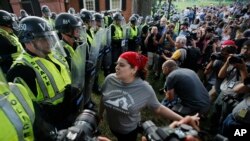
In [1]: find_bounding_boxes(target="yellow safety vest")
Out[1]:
[87,29,94,46]
[60,40,75,58]
[0,82,35,141]
[13,53,71,105]
[111,24,123,40]
[0,28,24,59]
[129,26,138,39]
[44,18,55,30]
[104,16,109,27]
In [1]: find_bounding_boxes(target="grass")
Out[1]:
[91,1,239,139]
[172,0,234,11]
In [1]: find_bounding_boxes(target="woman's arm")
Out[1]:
[154,105,183,121]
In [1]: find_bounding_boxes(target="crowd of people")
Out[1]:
[0,1,250,141]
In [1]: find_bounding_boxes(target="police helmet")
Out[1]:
[68,7,76,15]
[113,12,123,21]
[80,10,93,23]
[18,16,53,43]
[129,16,137,24]
[132,14,139,20]
[93,13,103,22]
[0,10,15,28]
[55,13,82,34]
[20,9,28,17]
[41,5,51,17]
[145,15,153,24]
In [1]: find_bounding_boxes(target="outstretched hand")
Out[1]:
[169,113,200,131]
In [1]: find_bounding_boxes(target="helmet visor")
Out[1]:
[74,26,87,43]
[32,31,61,54]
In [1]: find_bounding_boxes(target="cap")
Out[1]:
[119,51,148,70]
[221,40,237,50]
[222,40,235,46]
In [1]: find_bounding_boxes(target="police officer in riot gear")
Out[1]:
[0,10,23,74]
[55,13,85,63]
[127,15,139,51]
[110,12,124,73]
[80,9,94,47]
[0,68,35,141]
[6,16,80,132]
[55,12,97,111]
[92,12,105,94]
[79,10,102,106]
[41,5,55,29]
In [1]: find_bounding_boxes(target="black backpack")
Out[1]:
[180,47,201,72]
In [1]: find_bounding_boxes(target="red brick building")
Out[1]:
[1,0,133,21]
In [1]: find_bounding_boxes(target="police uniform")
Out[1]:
[110,23,123,72]
[8,52,71,105]
[0,82,35,141]
[0,10,24,74]
[128,25,139,51]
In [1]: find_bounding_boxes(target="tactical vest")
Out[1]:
[87,29,94,46]
[111,24,123,40]
[104,16,109,27]
[13,53,71,105]
[0,28,23,59]
[60,40,75,58]
[44,18,55,29]
[0,82,35,141]
[129,26,138,39]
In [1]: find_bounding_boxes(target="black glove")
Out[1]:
[63,85,82,113]
[244,77,250,87]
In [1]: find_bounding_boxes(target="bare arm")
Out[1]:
[165,89,175,101]
[154,105,183,121]
[218,56,230,79]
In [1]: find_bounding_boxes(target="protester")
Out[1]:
[161,60,210,116]
[99,51,199,141]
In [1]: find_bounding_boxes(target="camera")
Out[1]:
[222,95,240,108]
[210,52,224,61]
[142,120,198,141]
[186,32,198,41]
[56,109,100,141]
[228,54,245,64]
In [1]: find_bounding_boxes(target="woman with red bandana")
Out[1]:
[99,51,200,141]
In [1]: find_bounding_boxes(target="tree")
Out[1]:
[133,0,153,17]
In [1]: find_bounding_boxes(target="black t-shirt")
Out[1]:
[147,33,161,53]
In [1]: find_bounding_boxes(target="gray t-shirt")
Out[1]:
[165,68,210,113]
[101,73,161,134]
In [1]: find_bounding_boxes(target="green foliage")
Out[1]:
[172,0,234,11]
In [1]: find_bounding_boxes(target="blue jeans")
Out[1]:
[161,96,180,108]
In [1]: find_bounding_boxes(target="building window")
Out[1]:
[110,0,121,10]
[84,0,95,11]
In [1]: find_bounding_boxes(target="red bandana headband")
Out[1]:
[119,51,148,70]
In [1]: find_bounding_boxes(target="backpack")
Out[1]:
[180,47,201,72]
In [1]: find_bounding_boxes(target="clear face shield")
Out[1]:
[31,31,63,55]
[11,17,20,32]
[93,19,104,31]
[44,11,52,18]
[73,26,87,43]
